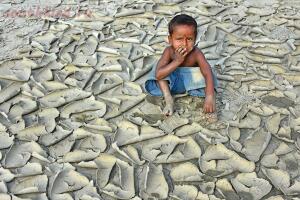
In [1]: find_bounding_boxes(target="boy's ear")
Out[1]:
[168,35,172,44]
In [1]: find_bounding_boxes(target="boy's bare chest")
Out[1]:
[170,50,198,67]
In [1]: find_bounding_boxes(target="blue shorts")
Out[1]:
[144,64,218,97]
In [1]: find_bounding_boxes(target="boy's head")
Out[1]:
[168,14,198,53]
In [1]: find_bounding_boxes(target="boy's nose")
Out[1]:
[181,39,187,47]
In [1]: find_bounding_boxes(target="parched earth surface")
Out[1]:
[0,0,300,199]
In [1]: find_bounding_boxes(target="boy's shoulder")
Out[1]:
[191,46,203,54]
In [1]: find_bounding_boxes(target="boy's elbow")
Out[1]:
[156,74,162,80]
[155,71,162,80]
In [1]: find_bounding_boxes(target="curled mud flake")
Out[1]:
[0,168,15,182]
[139,163,169,199]
[0,82,22,104]
[9,174,48,195]
[130,62,154,82]
[277,151,300,179]
[0,60,31,81]
[34,68,53,82]
[83,118,115,132]
[170,185,199,200]
[51,193,73,200]
[4,141,47,169]
[8,117,26,135]
[48,136,75,159]
[159,113,189,134]
[97,46,120,55]
[71,21,105,31]
[17,125,47,141]
[262,168,300,195]
[266,113,281,134]
[41,81,69,92]
[76,35,98,56]
[60,96,106,118]
[241,128,271,162]
[39,88,91,108]
[91,73,123,95]
[60,150,100,163]
[32,32,58,50]
[237,112,261,129]
[128,101,165,126]
[231,172,272,200]
[216,74,235,82]
[105,94,146,119]
[141,135,201,163]
[248,46,289,58]
[248,103,274,116]
[73,181,101,200]
[115,8,145,18]
[79,134,107,152]
[216,178,239,200]
[175,122,202,137]
[115,37,140,44]
[112,143,145,165]
[15,162,43,177]
[59,133,107,163]
[229,138,243,152]
[200,143,255,177]
[0,181,6,193]
[95,154,135,199]
[65,68,96,89]
[117,93,146,113]
[265,196,285,200]
[39,125,72,147]
[71,53,98,67]
[170,162,204,182]
[196,124,228,144]
[275,142,294,156]
[246,53,282,64]
[50,169,89,197]
[114,120,165,146]
[261,153,279,168]
[95,60,123,72]
[37,108,60,132]
[291,117,300,133]
[228,127,240,141]
[290,65,300,72]
[0,131,14,149]
[8,97,38,121]
[122,82,143,96]
[76,161,97,169]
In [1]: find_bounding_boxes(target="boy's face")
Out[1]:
[168,24,196,54]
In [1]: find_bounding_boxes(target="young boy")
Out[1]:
[145,14,218,116]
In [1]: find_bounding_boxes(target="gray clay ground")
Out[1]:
[0,0,300,199]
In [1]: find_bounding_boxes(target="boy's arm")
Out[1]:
[196,49,216,112]
[156,47,188,80]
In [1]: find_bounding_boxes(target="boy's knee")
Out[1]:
[145,80,164,96]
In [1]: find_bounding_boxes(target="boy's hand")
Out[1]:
[203,95,216,113]
[174,46,188,64]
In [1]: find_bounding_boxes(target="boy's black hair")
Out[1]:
[168,14,197,36]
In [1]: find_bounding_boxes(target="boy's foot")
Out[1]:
[163,95,174,116]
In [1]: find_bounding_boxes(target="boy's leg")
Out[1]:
[157,80,174,116]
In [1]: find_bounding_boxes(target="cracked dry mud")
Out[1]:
[0,0,300,199]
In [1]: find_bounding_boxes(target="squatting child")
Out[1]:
[145,14,218,116]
